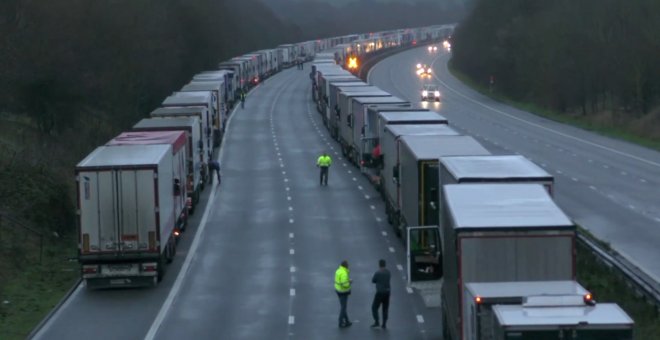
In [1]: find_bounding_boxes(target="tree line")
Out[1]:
[0,0,301,234]
[452,0,660,127]
[265,0,466,41]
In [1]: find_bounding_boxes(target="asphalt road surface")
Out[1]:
[369,46,660,286]
[33,64,443,339]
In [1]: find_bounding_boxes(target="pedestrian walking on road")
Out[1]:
[208,159,221,184]
[240,90,246,109]
[317,152,332,186]
[335,260,353,328]
[371,259,391,329]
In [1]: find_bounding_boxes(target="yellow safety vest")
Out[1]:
[317,155,332,167]
[334,265,351,292]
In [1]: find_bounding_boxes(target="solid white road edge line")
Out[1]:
[144,76,282,340]
[431,54,660,169]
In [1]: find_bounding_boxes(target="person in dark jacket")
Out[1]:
[371,259,391,329]
[208,160,221,184]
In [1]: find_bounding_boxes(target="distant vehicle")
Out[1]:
[416,64,433,78]
[443,40,451,50]
[421,84,441,101]
[427,45,438,52]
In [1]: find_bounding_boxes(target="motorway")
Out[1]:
[369,46,660,286]
[32,45,660,340]
[33,63,442,339]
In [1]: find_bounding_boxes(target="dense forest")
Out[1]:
[265,0,466,40]
[0,0,301,238]
[452,0,660,138]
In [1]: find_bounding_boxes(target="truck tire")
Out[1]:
[442,307,450,340]
[157,257,166,282]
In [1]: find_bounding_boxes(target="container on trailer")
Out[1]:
[317,75,360,114]
[349,96,410,165]
[132,117,204,213]
[376,110,448,142]
[380,124,459,230]
[162,91,216,147]
[180,82,225,144]
[463,280,589,340]
[106,131,188,233]
[492,298,633,340]
[327,82,369,137]
[336,88,391,159]
[77,145,180,288]
[193,70,234,109]
[439,154,554,200]
[150,106,213,171]
[398,135,490,232]
[440,184,576,340]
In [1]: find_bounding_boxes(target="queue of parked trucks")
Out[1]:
[75,25,450,288]
[310,42,635,339]
[73,20,635,338]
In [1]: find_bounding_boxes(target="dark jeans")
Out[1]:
[337,291,350,326]
[319,166,329,185]
[372,292,390,325]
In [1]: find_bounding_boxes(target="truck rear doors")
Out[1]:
[406,226,442,307]
[80,169,156,256]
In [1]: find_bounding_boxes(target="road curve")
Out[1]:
[369,46,660,285]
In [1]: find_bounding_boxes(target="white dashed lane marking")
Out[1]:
[370,205,376,210]
[406,287,413,294]
[289,218,294,223]
[290,266,296,273]
[289,249,295,255]
[389,247,395,253]
[290,289,296,296]
[289,233,294,239]
[289,316,295,325]
[589,185,597,190]
[365,195,370,199]
[416,315,424,324]
[572,177,578,182]
[381,231,387,236]
[396,264,403,271]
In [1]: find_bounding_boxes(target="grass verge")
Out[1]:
[447,60,660,151]
[0,241,78,340]
[577,241,660,339]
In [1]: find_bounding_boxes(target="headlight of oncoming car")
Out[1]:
[434,91,440,97]
[422,91,428,96]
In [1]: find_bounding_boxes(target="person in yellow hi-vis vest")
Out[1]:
[335,260,352,328]
[317,152,332,186]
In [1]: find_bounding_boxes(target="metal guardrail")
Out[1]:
[358,44,660,310]
[577,232,660,309]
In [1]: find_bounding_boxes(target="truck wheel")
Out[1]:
[442,302,451,339]
[157,258,165,282]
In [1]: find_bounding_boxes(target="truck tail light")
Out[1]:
[148,231,156,251]
[82,265,98,274]
[174,230,181,237]
[82,234,90,253]
[583,293,595,306]
[475,296,482,304]
[142,263,157,272]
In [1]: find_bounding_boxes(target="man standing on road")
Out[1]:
[208,159,221,185]
[317,152,332,186]
[240,90,246,109]
[371,259,391,329]
[335,260,352,328]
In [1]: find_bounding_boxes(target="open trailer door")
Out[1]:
[406,226,443,307]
